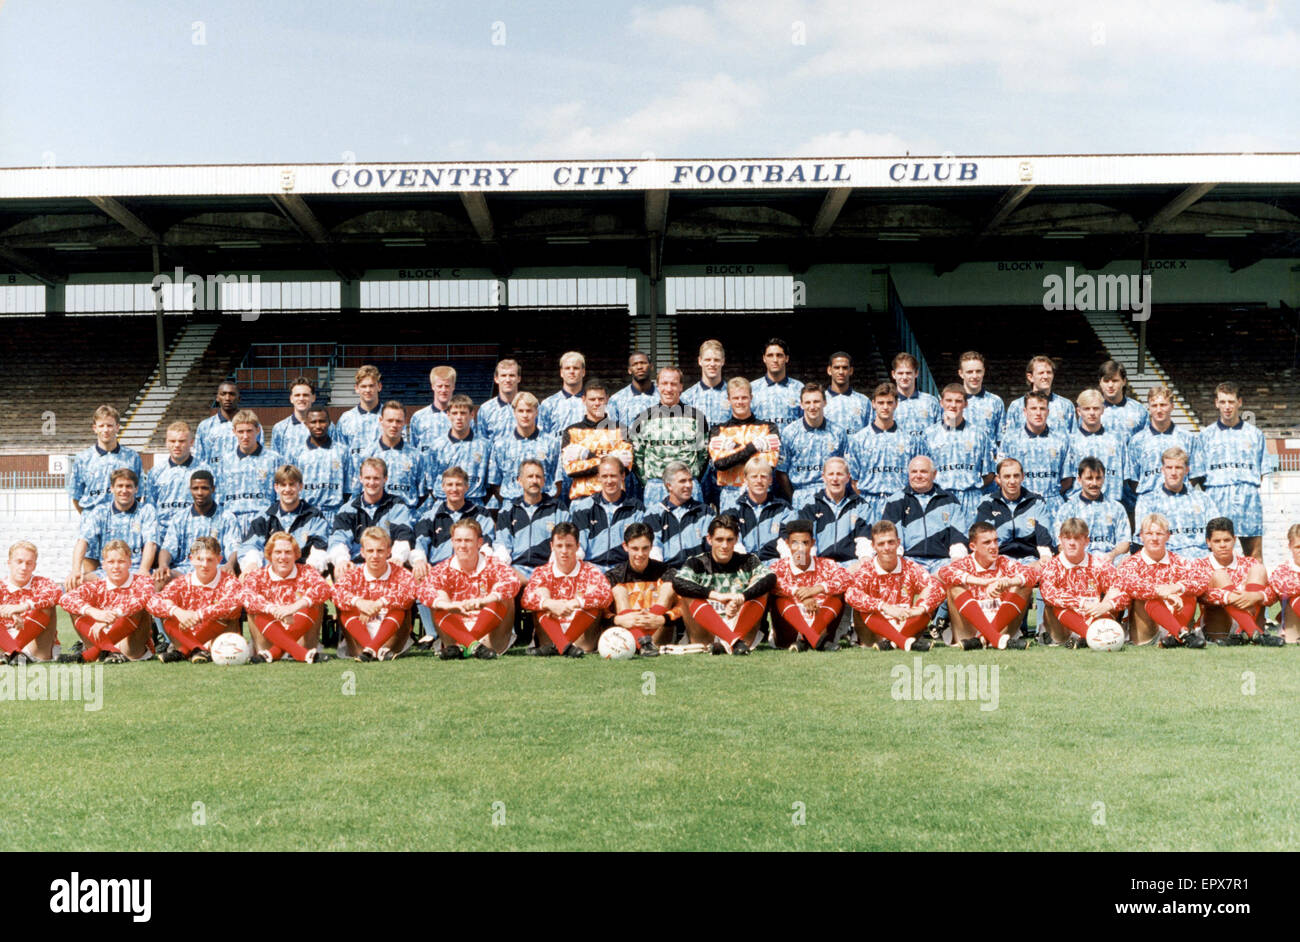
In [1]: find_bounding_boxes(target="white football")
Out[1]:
[597,627,638,660]
[1085,618,1126,652]
[210,632,253,665]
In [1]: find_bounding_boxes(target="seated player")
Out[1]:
[643,462,711,568]
[732,456,794,562]
[798,457,873,570]
[1133,447,1219,559]
[520,522,614,657]
[422,394,489,507]
[270,375,325,461]
[141,420,211,529]
[216,410,285,533]
[1196,517,1281,646]
[242,532,333,663]
[155,470,241,581]
[881,456,968,577]
[707,377,784,512]
[1055,457,1131,564]
[780,383,848,509]
[606,522,676,655]
[333,527,419,660]
[1266,523,1300,644]
[475,358,522,442]
[408,365,456,451]
[67,404,143,514]
[486,391,560,508]
[237,464,331,574]
[671,514,776,656]
[1114,513,1211,648]
[146,536,244,663]
[0,541,62,664]
[419,518,521,660]
[844,520,945,652]
[569,457,644,572]
[847,382,919,523]
[768,520,850,652]
[1037,518,1129,648]
[68,468,160,590]
[59,539,156,663]
[329,457,415,577]
[558,380,635,503]
[296,405,351,527]
[920,384,995,523]
[975,458,1054,569]
[494,459,570,582]
[356,400,424,511]
[937,522,1037,650]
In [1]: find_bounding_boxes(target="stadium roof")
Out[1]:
[1,153,1298,283]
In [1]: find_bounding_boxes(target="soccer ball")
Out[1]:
[210,632,253,665]
[597,627,637,660]
[1085,619,1126,652]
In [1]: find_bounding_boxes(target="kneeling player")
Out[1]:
[1197,517,1281,646]
[1114,513,1210,648]
[520,523,614,657]
[58,540,156,663]
[606,522,676,656]
[844,521,944,652]
[242,532,333,663]
[672,514,776,656]
[768,520,849,652]
[146,537,244,662]
[1037,518,1129,648]
[418,518,521,660]
[0,541,62,664]
[937,522,1037,650]
[1266,523,1300,644]
[333,527,418,661]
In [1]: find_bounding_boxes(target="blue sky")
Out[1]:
[1,0,1296,167]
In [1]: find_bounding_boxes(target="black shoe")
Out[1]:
[731,640,750,656]
[102,652,128,664]
[6,651,28,666]
[246,650,270,664]
[528,643,558,657]
[357,649,377,662]
[439,643,464,660]
[1255,631,1286,647]
[473,643,499,660]
[562,643,585,659]
[873,639,894,652]
[1005,636,1031,650]
[1037,632,1055,647]
[909,637,932,652]
[306,650,332,663]
[161,649,188,663]
[189,648,212,664]
[1159,633,1184,648]
[414,636,438,651]
[636,636,660,657]
[794,635,812,652]
[814,631,839,652]
[70,641,84,655]
[1227,626,1250,646]
[960,637,984,651]
[710,640,728,655]
[58,652,84,663]
[0,652,9,665]
[1182,629,1207,650]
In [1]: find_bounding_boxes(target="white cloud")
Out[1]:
[630,5,718,44]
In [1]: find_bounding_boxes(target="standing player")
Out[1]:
[0,541,62,664]
[334,365,384,467]
[681,339,730,426]
[798,457,873,568]
[141,421,210,529]
[195,380,251,466]
[629,367,710,508]
[270,376,324,461]
[1002,355,1076,439]
[1098,360,1148,440]
[997,391,1071,514]
[494,459,570,581]
[1266,523,1300,644]
[214,410,284,533]
[59,540,156,663]
[407,365,457,452]
[421,395,489,505]
[296,405,351,526]
[68,469,159,590]
[569,457,643,572]
[1197,382,1275,559]
[1124,385,1199,513]
[419,518,521,659]
[243,532,333,663]
[823,352,872,433]
[919,384,995,523]
[333,527,419,660]
[1196,517,1281,645]
[1134,447,1219,559]
[557,380,635,503]
[538,351,587,435]
[672,514,776,656]
[1055,457,1131,563]
[1037,518,1129,647]
[706,377,783,511]
[731,457,794,562]
[1114,513,1210,647]
[750,338,804,426]
[329,457,415,576]
[147,536,244,663]
[520,523,614,657]
[643,462,711,568]
[1065,389,1127,504]
[607,351,657,428]
[957,351,1005,446]
[67,405,143,514]
[355,401,424,510]
[846,382,919,523]
[606,522,676,655]
[769,519,850,651]
[236,465,331,573]
[889,353,941,439]
[937,522,1037,650]
[487,392,561,507]
[779,383,848,509]
[475,359,523,442]
[844,520,945,651]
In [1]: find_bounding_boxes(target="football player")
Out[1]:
[243,532,333,663]
[936,522,1037,650]
[672,514,776,656]
[0,541,62,664]
[67,404,143,514]
[1036,517,1129,648]
[844,520,945,651]
[769,519,850,651]
[333,526,419,660]
[147,536,244,662]
[419,518,521,659]
[1114,513,1210,648]
[520,522,614,657]
[1197,382,1275,559]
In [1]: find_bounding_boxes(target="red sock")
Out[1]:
[865,613,931,648]
[162,617,203,655]
[340,610,378,654]
[1290,597,1300,621]
[953,591,1002,645]
[1052,606,1091,639]
[560,610,599,646]
[75,614,138,660]
[776,600,819,644]
[73,615,103,661]
[252,613,312,662]
[809,598,843,638]
[2,609,51,654]
[432,611,476,647]
[733,599,767,642]
[989,593,1029,634]
[469,601,508,641]
[1225,607,1260,637]
[687,599,740,644]
[1144,593,1197,638]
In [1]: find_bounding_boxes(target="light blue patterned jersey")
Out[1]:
[997,425,1071,508]
[195,413,261,466]
[421,431,490,502]
[537,389,585,436]
[1197,420,1276,487]
[750,376,804,425]
[1054,494,1132,555]
[334,404,382,464]
[355,438,424,510]
[1065,427,1128,502]
[1003,393,1077,440]
[962,389,1005,446]
[1103,396,1148,439]
[778,418,847,507]
[67,443,143,512]
[296,437,351,518]
[141,456,212,525]
[680,380,730,427]
[1125,423,1199,496]
[160,505,241,572]
[79,500,160,568]
[847,423,920,497]
[408,403,451,453]
[1134,485,1220,558]
[919,420,994,493]
[270,414,332,462]
[823,388,873,434]
[893,390,942,439]
[487,428,561,503]
[608,383,658,428]
[474,394,517,441]
[213,444,284,521]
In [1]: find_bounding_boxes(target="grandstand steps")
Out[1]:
[635,316,678,369]
[119,321,221,449]
[1079,310,1200,432]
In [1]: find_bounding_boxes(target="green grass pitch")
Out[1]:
[2,617,1297,852]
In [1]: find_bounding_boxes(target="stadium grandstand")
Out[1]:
[1,152,1299,577]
